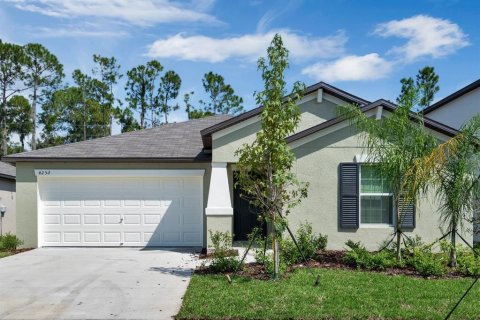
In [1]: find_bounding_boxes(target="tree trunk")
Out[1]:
[449,227,457,267]
[273,236,279,280]
[395,201,402,261]
[110,115,113,136]
[396,231,402,261]
[83,101,87,141]
[31,85,37,150]
[1,88,7,156]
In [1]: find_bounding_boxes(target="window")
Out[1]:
[360,164,393,225]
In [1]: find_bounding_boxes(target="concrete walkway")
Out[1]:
[0,248,199,320]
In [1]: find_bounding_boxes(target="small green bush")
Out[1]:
[409,246,447,277]
[456,248,480,276]
[208,230,240,273]
[0,233,23,252]
[280,222,328,266]
[345,240,363,251]
[343,241,397,271]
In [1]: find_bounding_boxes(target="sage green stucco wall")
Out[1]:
[15,162,211,248]
[288,126,466,250]
[0,178,16,235]
[213,99,338,163]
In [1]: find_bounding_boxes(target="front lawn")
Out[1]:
[0,251,11,258]
[177,268,480,319]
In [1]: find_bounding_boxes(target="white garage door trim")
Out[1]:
[35,169,205,178]
[36,169,205,247]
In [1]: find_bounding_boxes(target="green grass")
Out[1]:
[177,268,480,319]
[0,251,11,258]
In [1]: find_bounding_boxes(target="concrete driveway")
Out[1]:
[0,248,199,320]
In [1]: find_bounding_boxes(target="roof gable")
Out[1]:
[423,79,480,114]
[200,81,370,147]
[286,99,458,146]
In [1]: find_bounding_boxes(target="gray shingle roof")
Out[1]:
[0,161,15,179]
[4,115,232,163]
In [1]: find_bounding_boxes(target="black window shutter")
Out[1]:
[398,196,415,229]
[339,163,359,228]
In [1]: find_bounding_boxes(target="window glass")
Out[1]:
[360,165,393,225]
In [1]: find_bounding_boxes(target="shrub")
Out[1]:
[345,240,363,251]
[343,242,397,271]
[456,247,480,276]
[0,233,23,252]
[280,222,328,266]
[208,230,240,273]
[408,246,447,277]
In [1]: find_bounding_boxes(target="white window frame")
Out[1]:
[358,163,395,228]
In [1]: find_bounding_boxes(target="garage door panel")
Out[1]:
[104,232,122,243]
[64,214,81,225]
[64,232,81,243]
[44,232,61,243]
[104,214,122,224]
[84,232,101,243]
[84,214,101,225]
[123,214,141,225]
[44,214,61,225]
[39,176,203,247]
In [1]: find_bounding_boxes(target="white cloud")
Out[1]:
[301,53,393,82]
[146,30,347,63]
[374,15,469,62]
[33,25,129,38]
[7,0,220,27]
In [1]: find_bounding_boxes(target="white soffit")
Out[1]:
[34,169,205,178]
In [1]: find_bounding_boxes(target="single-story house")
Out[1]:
[0,161,16,235]
[3,82,467,250]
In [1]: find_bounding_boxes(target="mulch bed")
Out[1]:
[196,250,469,280]
[198,249,239,260]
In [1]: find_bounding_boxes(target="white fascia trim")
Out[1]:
[289,108,378,149]
[34,169,205,178]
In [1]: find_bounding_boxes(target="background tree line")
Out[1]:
[0,39,244,155]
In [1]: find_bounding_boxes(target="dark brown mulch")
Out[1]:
[196,250,472,280]
[198,249,239,260]
[14,248,34,254]
[1,248,34,256]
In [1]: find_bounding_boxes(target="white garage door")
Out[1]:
[37,170,204,247]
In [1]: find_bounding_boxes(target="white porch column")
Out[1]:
[205,162,233,216]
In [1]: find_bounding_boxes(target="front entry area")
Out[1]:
[233,179,266,241]
[37,170,204,247]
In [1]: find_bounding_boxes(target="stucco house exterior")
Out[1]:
[3,82,465,250]
[0,161,16,236]
[423,78,480,242]
[423,79,480,130]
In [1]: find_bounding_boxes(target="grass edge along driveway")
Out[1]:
[177,268,480,319]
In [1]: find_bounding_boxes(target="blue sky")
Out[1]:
[1,0,479,130]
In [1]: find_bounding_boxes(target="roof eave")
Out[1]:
[286,99,458,144]
[2,156,212,164]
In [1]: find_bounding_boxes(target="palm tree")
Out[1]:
[408,114,480,266]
